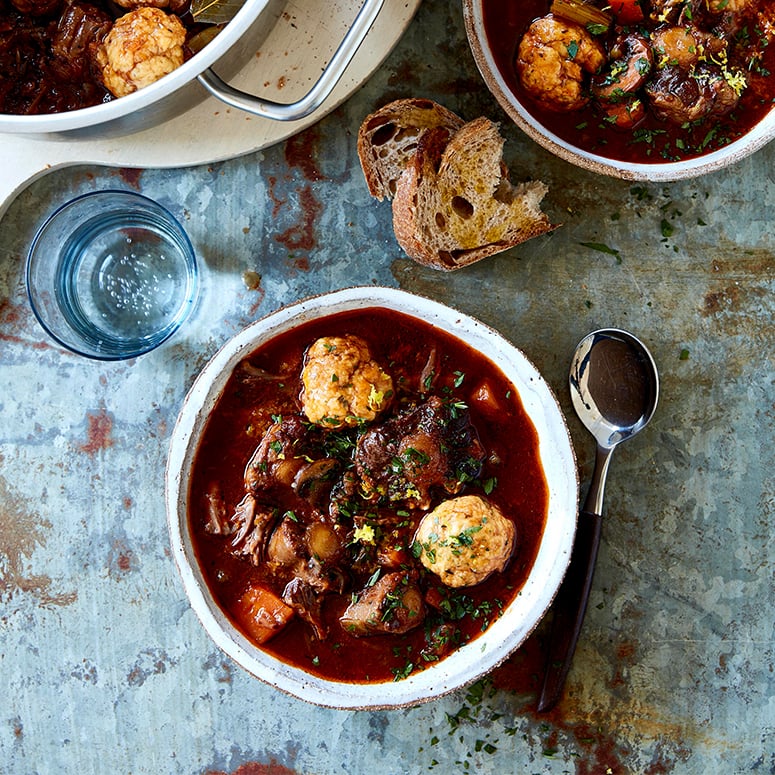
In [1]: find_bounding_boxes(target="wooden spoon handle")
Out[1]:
[536,510,603,712]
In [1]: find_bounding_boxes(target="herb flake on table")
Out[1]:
[580,241,622,263]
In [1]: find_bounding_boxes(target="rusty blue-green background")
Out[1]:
[1,0,773,772]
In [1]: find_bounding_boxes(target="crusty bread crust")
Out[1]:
[357,98,465,201]
[391,117,556,270]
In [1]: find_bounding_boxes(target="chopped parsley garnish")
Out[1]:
[482,477,497,495]
[391,661,414,681]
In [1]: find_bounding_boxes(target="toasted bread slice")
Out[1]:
[391,117,556,270]
[357,98,465,201]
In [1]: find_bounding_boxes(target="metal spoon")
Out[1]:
[537,328,659,712]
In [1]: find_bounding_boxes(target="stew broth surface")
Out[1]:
[189,308,549,683]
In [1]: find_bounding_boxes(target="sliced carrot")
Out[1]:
[470,380,502,419]
[232,583,295,644]
[610,0,645,24]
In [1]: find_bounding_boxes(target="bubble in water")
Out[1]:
[56,209,195,344]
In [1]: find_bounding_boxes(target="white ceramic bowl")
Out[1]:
[166,286,578,708]
[462,0,775,181]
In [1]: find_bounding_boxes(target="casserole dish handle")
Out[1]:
[197,0,384,121]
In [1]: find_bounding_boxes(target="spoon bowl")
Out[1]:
[537,328,659,711]
[571,329,659,450]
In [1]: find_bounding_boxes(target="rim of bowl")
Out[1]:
[25,189,198,361]
[166,286,579,709]
[462,0,775,181]
[0,0,271,133]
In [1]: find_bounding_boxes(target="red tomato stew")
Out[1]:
[483,0,775,163]
[188,308,549,683]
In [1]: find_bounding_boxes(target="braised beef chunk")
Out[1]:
[229,494,278,565]
[265,516,344,585]
[645,65,740,125]
[50,1,111,82]
[245,416,325,494]
[0,1,111,113]
[354,396,485,509]
[203,482,230,536]
[266,515,308,568]
[291,458,340,509]
[8,0,61,16]
[264,517,346,639]
[263,515,347,638]
[282,577,327,639]
[340,571,425,636]
[244,416,345,517]
[0,15,49,112]
[419,622,459,662]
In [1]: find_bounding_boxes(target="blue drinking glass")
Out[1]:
[26,190,199,360]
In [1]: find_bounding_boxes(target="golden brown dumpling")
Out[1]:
[301,335,393,429]
[96,8,185,98]
[413,495,515,587]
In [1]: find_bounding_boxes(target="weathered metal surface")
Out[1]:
[1,0,773,772]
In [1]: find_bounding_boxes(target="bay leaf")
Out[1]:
[190,0,244,25]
